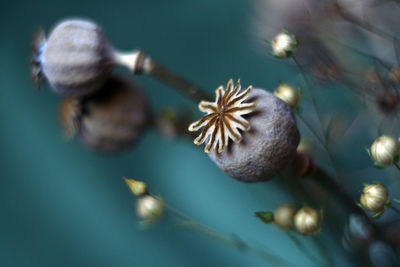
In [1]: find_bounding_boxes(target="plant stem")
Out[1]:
[394,162,400,172]
[293,56,342,184]
[150,194,300,266]
[390,205,400,216]
[285,230,328,266]
[133,51,212,102]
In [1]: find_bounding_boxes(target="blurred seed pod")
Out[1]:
[136,195,164,223]
[34,19,114,97]
[342,214,374,252]
[209,89,300,182]
[274,204,298,230]
[32,18,151,97]
[124,178,148,196]
[294,207,322,235]
[292,152,314,178]
[274,83,302,110]
[271,31,298,59]
[368,241,397,267]
[360,183,389,214]
[61,75,149,152]
[369,135,400,168]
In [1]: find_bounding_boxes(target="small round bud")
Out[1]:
[209,89,300,182]
[360,183,389,213]
[271,31,298,58]
[61,75,149,152]
[369,135,400,168]
[136,195,164,222]
[124,178,148,196]
[274,84,301,109]
[294,207,321,235]
[39,19,114,97]
[274,204,298,230]
[297,139,313,155]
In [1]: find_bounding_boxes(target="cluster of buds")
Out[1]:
[359,183,392,218]
[271,30,298,59]
[273,83,302,110]
[256,204,322,235]
[368,135,400,168]
[124,178,164,224]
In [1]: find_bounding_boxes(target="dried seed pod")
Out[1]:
[271,31,298,58]
[136,195,164,222]
[274,83,301,109]
[360,183,389,213]
[274,204,298,230]
[61,75,149,152]
[209,88,300,182]
[36,19,115,97]
[369,135,400,168]
[294,207,322,235]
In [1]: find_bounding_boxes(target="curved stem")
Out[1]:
[285,230,328,266]
[129,51,212,102]
[150,194,300,266]
[390,205,400,216]
[293,57,342,184]
[394,162,400,172]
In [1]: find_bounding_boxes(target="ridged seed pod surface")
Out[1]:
[41,19,114,97]
[79,75,149,152]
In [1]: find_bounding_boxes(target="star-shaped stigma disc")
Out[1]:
[188,79,257,153]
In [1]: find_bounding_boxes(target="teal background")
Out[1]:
[0,1,361,266]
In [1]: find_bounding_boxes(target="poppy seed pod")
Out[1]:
[274,84,301,110]
[61,75,149,152]
[294,207,322,235]
[360,183,389,213]
[209,88,300,182]
[369,135,400,168]
[36,19,115,97]
[274,204,298,230]
[271,31,298,59]
[136,195,164,222]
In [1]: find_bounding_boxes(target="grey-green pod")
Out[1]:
[37,19,114,97]
[63,75,149,152]
[209,89,300,182]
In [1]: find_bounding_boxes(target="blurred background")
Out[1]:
[2,0,400,266]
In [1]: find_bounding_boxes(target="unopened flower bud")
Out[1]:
[360,183,389,213]
[271,31,298,59]
[274,84,301,109]
[297,139,313,155]
[294,207,322,235]
[124,178,148,196]
[274,204,298,230]
[369,135,400,168]
[136,195,164,222]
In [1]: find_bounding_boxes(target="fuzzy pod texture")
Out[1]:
[79,75,149,152]
[40,19,114,97]
[209,88,300,182]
